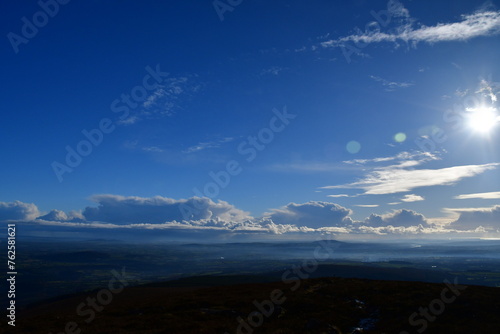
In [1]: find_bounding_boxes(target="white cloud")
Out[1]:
[449,205,500,230]
[455,191,500,200]
[265,201,354,229]
[322,162,499,195]
[142,146,164,153]
[157,217,301,235]
[327,194,350,198]
[269,162,349,172]
[455,88,469,97]
[82,194,251,224]
[279,151,437,175]
[370,75,413,91]
[354,204,379,208]
[343,151,439,166]
[183,137,234,154]
[9,195,500,239]
[37,209,84,222]
[321,10,500,48]
[142,87,167,108]
[477,79,499,102]
[401,194,425,202]
[387,0,410,18]
[117,115,140,125]
[260,66,285,76]
[31,217,302,238]
[364,209,428,227]
[0,201,40,221]
[355,224,466,236]
[119,76,200,125]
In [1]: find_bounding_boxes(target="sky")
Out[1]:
[1,0,500,242]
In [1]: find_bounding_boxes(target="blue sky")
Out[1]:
[1,0,500,241]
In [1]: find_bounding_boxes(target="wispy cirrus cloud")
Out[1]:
[183,137,234,154]
[322,149,499,195]
[259,66,286,76]
[278,152,439,174]
[477,79,500,103]
[343,151,439,166]
[269,161,353,173]
[321,10,500,49]
[119,76,201,125]
[370,75,413,91]
[323,163,499,195]
[454,191,500,200]
[142,146,164,153]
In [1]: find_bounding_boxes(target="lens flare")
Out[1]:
[466,106,499,134]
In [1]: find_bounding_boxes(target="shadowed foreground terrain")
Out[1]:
[4,275,500,334]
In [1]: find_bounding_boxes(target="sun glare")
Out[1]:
[466,106,499,134]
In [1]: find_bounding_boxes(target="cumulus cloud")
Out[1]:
[401,194,425,202]
[355,224,456,236]
[364,209,428,227]
[149,217,301,235]
[449,206,500,230]
[265,201,354,228]
[0,201,40,221]
[82,194,251,224]
[321,9,500,48]
[8,194,499,239]
[37,210,85,222]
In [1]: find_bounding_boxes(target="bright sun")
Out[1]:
[466,106,499,134]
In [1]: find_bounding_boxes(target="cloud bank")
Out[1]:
[0,201,40,221]
[365,209,428,228]
[82,194,251,224]
[449,206,500,230]
[1,194,497,240]
[265,201,354,229]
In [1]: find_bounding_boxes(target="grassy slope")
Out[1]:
[5,275,500,334]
